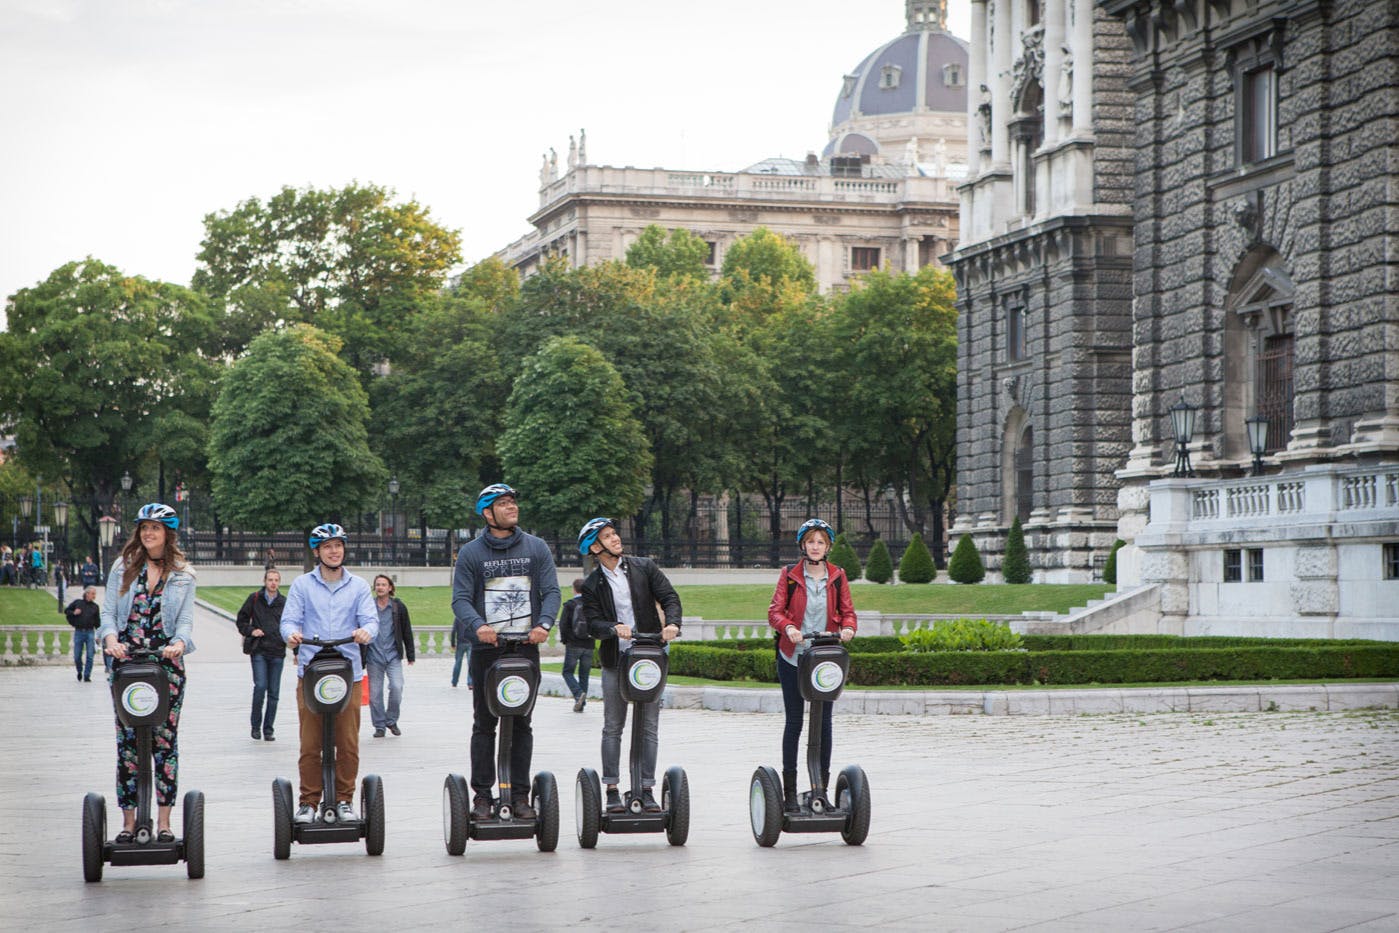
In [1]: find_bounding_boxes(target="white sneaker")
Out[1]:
[293,804,315,824]
[337,801,356,822]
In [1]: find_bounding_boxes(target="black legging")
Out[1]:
[776,652,833,776]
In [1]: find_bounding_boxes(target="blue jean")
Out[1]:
[368,656,404,729]
[451,639,472,687]
[561,645,592,698]
[73,629,96,679]
[601,666,660,788]
[777,654,832,777]
[250,653,284,734]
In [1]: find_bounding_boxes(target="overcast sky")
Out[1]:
[0,0,970,317]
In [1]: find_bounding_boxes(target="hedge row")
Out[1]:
[669,640,1399,686]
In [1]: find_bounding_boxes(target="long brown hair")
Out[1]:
[119,523,188,595]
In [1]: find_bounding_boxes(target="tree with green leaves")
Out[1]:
[1002,516,1031,584]
[0,258,219,557]
[498,336,652,539]
[194,182,461,373]
[865,538,894,584]
[1103,538,1126,585]
[898,532,937,583]
[720,226,816,295]
[830,532,862,581]
[625,225,710,280]
[948,535,986,584]
[207,325,386,545]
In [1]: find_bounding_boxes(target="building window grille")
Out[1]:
[704,241,717,266]
[851,247,881,272]
[1224,549,1242,582]
[1385,543,1399,581]
[1257,333,1293,452]
[1239,64,1277,165]
[1247,548,1264,582]
[880,64,902,89]
[943,63,963,88]
[1015,427,1034,522]
[1007,305,1027,360]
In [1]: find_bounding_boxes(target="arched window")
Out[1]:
[1002,408,1034,524]
[1224,248,1294,458]
[1011,81,1044,216]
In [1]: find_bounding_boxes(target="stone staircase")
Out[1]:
[1011,583,1162,635]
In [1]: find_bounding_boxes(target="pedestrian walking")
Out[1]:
[451,483,559,820]
[79,554,101,588]
[366,574,415,737]
[281,523,377,825]
[577,517,682,813]
[449,623,472,689]
[235,568,287,741]
[65,585,101,681]
[558,578,593,712]
[54,559,67,611]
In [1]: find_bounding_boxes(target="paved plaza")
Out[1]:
[2,606,1397,931]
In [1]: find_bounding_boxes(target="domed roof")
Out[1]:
[829,16,969,129]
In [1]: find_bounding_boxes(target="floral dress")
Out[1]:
[112,567,186,809]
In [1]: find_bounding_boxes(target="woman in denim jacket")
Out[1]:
[98,503,197,843]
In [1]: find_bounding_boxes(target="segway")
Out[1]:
[271,636,385,858]
[442,632,559,854]
[749,633,870,846]
[82,647,205,881]
[576,632,689,847]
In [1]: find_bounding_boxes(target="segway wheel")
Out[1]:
[362,774,385,856]
[575,768,600,849]
[443,773,469,856]
[533,772,559,853]
[81,793,105,882]
[183,790,206,879]
[836,764,871,846]
[749,766,783,848]
[663,765,690,847]
[272,778,294,860]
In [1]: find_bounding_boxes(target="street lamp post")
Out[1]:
[1169,395,1198,478]
[54,500,69,563]
[1245,415,1269,476]
[98,515,118,574]
[119,470,133,520]
[387,475,400,564]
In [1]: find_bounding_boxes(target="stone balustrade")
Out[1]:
[0,627,74,665]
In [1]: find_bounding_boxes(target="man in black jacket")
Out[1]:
[236,568,288,741]
[65,586,101,682]
[558,578,592,712]
[577,518,681,814]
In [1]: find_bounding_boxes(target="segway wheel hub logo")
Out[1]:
[315,674,349,705]
[811,660,844,693]
[629,659,663,691]
[497,675,531,708]
[121,682,159,716]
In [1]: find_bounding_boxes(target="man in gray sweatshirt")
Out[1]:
[451,483,560,821]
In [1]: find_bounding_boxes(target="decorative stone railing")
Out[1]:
[0,627,75,665]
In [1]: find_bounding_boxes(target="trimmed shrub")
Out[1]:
[865,538,894,584]
[898,532,937,583]
[900,619,1023,652]
[1002,516,1031,584]
[947,535,985,584]
[830,532,862,581]
[1103,538,1126,584]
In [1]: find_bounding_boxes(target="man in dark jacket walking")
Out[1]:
[65,585,101,681]
[451,484,559,821]
[236,568,288,741]
[367,574,415,737]
[558,578,593,712]
[577,517,681,814]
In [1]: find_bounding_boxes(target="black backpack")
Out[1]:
[564,597,590,642]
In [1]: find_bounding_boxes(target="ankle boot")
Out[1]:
[782,770,800,813]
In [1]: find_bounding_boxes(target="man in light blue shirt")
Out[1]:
[280,523,378,825]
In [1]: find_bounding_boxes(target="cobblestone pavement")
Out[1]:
[2,607,1396,931]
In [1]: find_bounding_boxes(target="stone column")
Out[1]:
[992,0,1012,167]
[1072,0,1094,136]
[1043,0,1065,146]
[969,0,988,175]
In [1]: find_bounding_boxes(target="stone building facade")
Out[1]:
[496,1,969,293]
[1103,0,1399,638]
[946,0,1137,581]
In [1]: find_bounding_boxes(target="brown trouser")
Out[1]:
[296,678,362,806]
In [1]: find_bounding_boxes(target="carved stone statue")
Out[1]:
[578,128,587,165]
[549,147,558,180]
[567,134,577,170]
[976,84,993,152]
[1058,48,1074,117]
[539,152,550,187]
[904,136,920,166]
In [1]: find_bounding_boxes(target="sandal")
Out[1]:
[157,829,175,843]
[115,830,133,844]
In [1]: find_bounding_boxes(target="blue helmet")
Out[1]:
[475,483,518,516]
[796,518,834,546]
[308,523,348,549]
[577,517,616,556]
[136,502,179,531]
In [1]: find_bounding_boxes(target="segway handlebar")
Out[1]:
[805,632,845,647]
[301,635,358,648]
[630,631,665,647]
[113,646,167,663]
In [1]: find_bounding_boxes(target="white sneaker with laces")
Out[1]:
[294,804,316,824]
[337,801,356,822]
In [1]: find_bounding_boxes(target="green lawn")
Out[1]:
[0,587,70,625]
[200,583,1114,625]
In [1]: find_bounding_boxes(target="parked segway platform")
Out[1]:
[271,636,385,858]
[443,633,559,853]
[82,647,204,881]
[576,632,689,847]
[750,633,870,846]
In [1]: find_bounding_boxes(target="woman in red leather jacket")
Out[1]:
[766,518,857,811]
